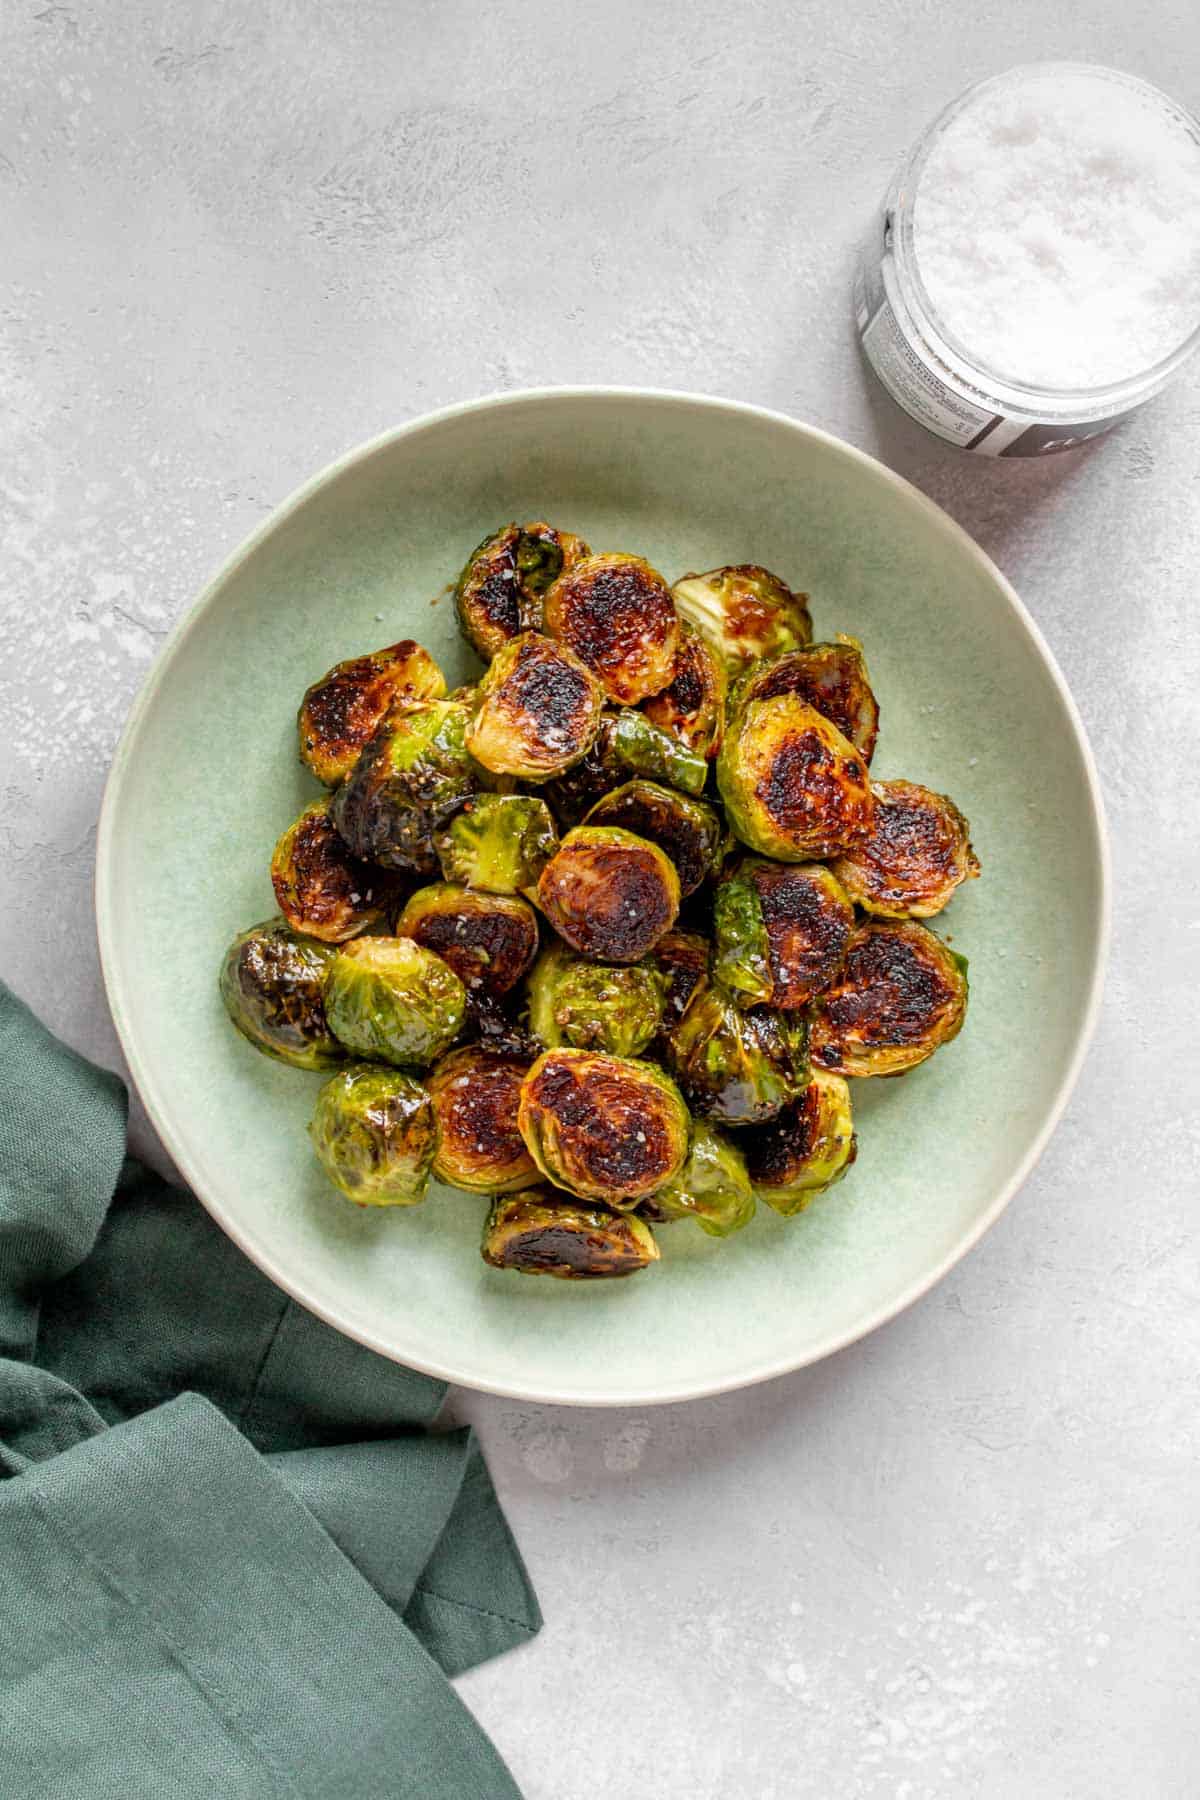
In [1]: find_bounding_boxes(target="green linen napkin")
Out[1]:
[0,982,539,1798]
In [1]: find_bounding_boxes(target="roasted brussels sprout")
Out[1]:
[713,858,853,1009]
[536,825,680,963]
[640,621,728,761]
[543,707,707,824]
[466,632,604,781]
[662,980,807,1126]
[518,1049,690,1203]
[584,781,725,899]
[527,940,665,1057]
[331,697,481,875]
[672,565,812,675]
[454,521,591,661]
[739,1069,856,1214]
[543,552,679,705]
[220,917,343,1070]
[716,693,875,862]
[809,920,968,1078]
[309,1063,437,1205]
[323,935,466,1067]
[730,636,880,764]
[830,780,980,918]
[435,793,559,897]
[646,1122,755,1237]
[395,883,539,1001]
[652,928,710,1027]
[270,798,392,942]
[482,1188,659,1278]
[298,640,446,786]
[427,1045,539,1193]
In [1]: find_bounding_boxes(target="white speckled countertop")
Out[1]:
[4,4,1198,1794]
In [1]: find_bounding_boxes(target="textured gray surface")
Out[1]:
[2,4,1197,1795]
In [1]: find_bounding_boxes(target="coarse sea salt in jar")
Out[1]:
[855,63,1200,454]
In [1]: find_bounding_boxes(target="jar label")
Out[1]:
[861,297,1001,447]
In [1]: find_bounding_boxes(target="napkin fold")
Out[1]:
[0,983,538,1798]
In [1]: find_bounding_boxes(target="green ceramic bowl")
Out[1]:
[96,389,1108,1406]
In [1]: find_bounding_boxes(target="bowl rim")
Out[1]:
[95,384,1112,1407]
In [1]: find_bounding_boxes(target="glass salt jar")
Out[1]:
[855,63,1200,455]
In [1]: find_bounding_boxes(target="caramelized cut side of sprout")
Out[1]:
[672,565,812,674]
[427,1045,539,1193]
[543,552,679,704]
[731,637,880,764]
[717,693,875,861]
[583,780,725,898]
[739,1068,856,1214]
[830,780,980,918]
[466,632,604,780]
[309,1064,437,1206]
[270,798,392,942]
[518,1048,690,1203]
[322,934,466,1067]
[482,1189,660,1278]
[808,919,968,1078]
[395,883,539,1001]
[219,917,343,1070]
[298,640,446,786]
[536,825,681,963]
[640,621,727,760]
[454,521,591,661]
[713,858,853,1009]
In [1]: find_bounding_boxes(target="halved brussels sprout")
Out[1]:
[536,825,680,963]
[543,552,679,704]
[527,940,665,1057]
[454,521,591,661]
[331,697,481,874]
[543,707,707,824]
[729,636,880,764]
[219,917,343,1070]
[713,858,853,1009]
[395,883,539,1001]
[739,1068,856,1214]
[830,780,980,918]
[270,798,392,942]
[583,781,725,899]
[646,1122,755,1237]
[482,1188,660,1278]
[427,1045,539,1193]
[672,565,812,675]
[323,935,466,1067]
[518,1048,690,1203]
[309,1063,437,1206]
[640,622,728,761]
[716,693,875,861]
[435,793,559,897]
[653,928,710,1028]
[466,632,604,781]
[298,640,447,786]
[662,979,807,1126]
[808,920,968,1078]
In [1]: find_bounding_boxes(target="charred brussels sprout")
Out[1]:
[518,1049,690,1203]
[298,640,446,786]
[270,798,392,942]
[830,780,980,918]
[466,632,604,781]
[331,698,481,875]
[435,793,559,897]
[482,1188,659,1279]
[536,825,680,963]
[219,917,343,1070]
[662,980,807,1126]
[527,941,665,1058]
[739,1069,856,1214]
[640,621,728,761]
[323,935,465,1067]
[427,1045,539,1193]
[309,1064,437,1206]
[653,929,710,1028]
[646,1123,755,1237]
[584,781,725,899]
[713,858,853,1009]
[672,565,812,675]
[454,521,591,661]
[543,707,706,824]
[730,636,880,764]
[543,552,679,705]
[809,920,968,1078]
[395,883,538,1002]
[717,693,875,861]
